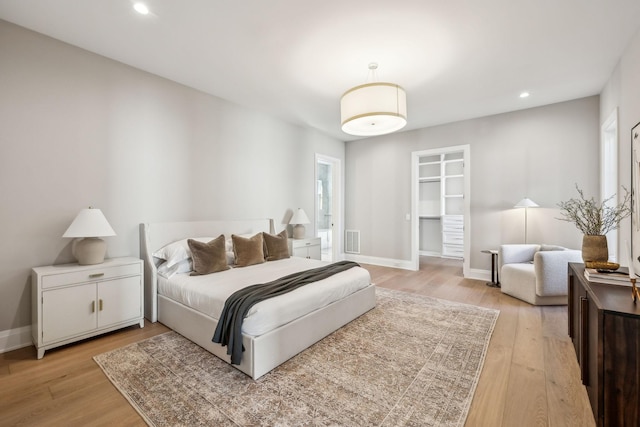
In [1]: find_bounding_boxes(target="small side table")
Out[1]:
[481,249,500,287]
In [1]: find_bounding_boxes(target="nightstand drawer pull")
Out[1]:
[91,301,96,313]
[99,299,103,311]
[89,273,105,279]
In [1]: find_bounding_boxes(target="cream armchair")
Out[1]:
[499,244,582,305]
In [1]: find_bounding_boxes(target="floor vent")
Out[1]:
[345,230,360,254]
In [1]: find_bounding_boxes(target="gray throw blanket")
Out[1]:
[212,260,361,365]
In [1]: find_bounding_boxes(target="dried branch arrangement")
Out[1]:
[557,185,631,235]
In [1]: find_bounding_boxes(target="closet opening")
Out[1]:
[411,145,470,276]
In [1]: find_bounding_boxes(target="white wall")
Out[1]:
[601,26,640,270]
[0,20,344,334]
[345,96,600,270]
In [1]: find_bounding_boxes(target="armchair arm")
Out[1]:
[534,249,583,296]
[499,244,540,270]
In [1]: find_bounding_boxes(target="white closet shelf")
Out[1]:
[419,177,441,182]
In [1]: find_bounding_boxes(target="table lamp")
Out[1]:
[290,208,310,239]
[63,207,116,265]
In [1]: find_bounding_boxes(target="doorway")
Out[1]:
[315,154,341,262]
[411,145,470,275]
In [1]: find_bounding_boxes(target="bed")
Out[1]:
[139,219,376,379]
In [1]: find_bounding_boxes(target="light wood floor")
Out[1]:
[0,257,595,426]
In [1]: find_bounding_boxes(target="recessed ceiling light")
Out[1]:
[133,3,149,15]
[519,91,530,98]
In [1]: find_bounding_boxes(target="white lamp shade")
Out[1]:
[290,208,310,225]
[514,198,539,208]
[340,82,407,136]
[63,208,116,238]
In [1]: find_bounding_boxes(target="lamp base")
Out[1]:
[73,237,107,265]
[292,224,306,239]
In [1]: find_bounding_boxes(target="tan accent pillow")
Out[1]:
[263,230,290,261]
[232,233,265,267]
[188,235,230,275]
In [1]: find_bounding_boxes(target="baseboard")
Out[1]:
[0,325,32,354]
[419,250,441,257]
[343,253,415,271]
[343,253,496,281]
[467,268,492,282]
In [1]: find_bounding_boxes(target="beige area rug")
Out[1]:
[94,288,499,426]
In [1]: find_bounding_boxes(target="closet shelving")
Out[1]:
[418,152,464,258]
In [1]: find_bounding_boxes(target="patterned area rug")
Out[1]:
[94,288,499,426]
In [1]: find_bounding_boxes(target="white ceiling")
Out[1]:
[2,0,640,141]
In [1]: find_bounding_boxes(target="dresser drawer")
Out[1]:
[442,215,463,232]
[442,244,464,258]
[42,263,141,289]
[443,232,464,245]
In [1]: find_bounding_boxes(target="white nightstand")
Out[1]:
[288,237,321,260]
[31,257,144,359]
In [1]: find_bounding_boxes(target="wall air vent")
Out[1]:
[345,230,360,254]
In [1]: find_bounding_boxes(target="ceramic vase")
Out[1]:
[582,235,608,263]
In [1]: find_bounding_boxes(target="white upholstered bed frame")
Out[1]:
[139,219,376,379]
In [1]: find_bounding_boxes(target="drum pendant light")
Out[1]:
[340,63,407,137]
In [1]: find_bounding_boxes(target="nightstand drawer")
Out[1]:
[289,239,320,249]
[42,263,140,289]
[288,237,321,260]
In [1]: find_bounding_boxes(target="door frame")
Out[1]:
[411,144,470,275]
[601,108,618,261]
[315,153,342,261]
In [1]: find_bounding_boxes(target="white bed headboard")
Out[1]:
[139,218,274,322]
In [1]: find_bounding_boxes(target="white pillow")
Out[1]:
[157,258,193,278]
[152,237,214,268]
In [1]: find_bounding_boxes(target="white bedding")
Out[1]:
[158,257,371,337]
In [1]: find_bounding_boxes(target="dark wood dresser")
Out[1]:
[568,263,640,426]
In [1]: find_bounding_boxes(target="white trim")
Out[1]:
[419,250,441,257]
[0,325,32,354]
[466,268,493,282]
[601,108,619,262]
[343,253,415,270]
[344,253,494,281]
[411,145,471,275]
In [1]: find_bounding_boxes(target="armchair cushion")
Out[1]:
[499,244,540,269]
[540,244,566,251]
[499,244,581,305]
[534,250,582,296]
